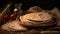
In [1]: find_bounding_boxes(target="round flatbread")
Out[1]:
[1,20,28,31]
[20,12,52,22]
[20,12,53,27]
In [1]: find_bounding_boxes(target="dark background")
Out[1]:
[0,0,60,11]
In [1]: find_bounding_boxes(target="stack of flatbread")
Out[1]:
[1,20,28,31]
[20,12,54,27]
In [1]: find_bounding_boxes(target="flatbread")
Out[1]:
[1,20,28,31]
[20,12,53,26]
[20,12,52,22]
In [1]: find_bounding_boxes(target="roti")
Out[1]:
[1,20,28,31]
[20,12,52,22]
